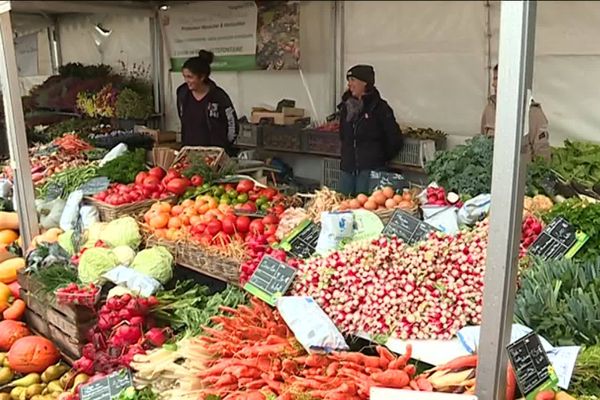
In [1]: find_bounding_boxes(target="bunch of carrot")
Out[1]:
[53,134,93,153]
[197,298,424,400]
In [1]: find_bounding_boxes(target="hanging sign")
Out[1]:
[382,209,438,244]
[368,171,408,192]
[507,332,559,400]
[280,220,320,259]
[79,369,133,400]
[528,217,588,260]
[244,255,296,306]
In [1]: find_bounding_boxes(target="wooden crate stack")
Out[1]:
[17,272,95,363]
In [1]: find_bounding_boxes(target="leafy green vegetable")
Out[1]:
[78,247,119,284]
[116,386,157,400]
[44,118,102,140]
[96,148,147,184]
[99,217,142,249]
[38,165,99,199]
[34,264,79,295]
[425,135,493,197]
[182,154,236,184]
[25,242,72,273]
[130,246,173,284]
[543,198,600,261]
[515,257,600,346]
[571,345,600,397]
[551,140,600,188]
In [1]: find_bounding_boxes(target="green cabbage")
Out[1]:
[112,245,136,266]
[99,217,141,249]
[79,247,119,284]
[57,230,75,255]
[130,246,173,284]
[83,222,107,249]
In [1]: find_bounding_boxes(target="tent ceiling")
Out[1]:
[5,1,157,16]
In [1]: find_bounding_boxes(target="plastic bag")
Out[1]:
[457,194,491,226]
[99,143,128,167]
[316,211,354,255]
[0,179,12,199]
[59,190,83,231]
[103,265,162,297]
[277,296,348,353]
[422,205,459,234]
[457,324,553,354]
[79,205,99,229]
[36,198,66,230]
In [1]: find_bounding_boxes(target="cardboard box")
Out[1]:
[134,125,178,143]
[251,107,305,125]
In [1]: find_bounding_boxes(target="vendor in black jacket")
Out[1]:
[338,65,403,196]
[177,50,239,153]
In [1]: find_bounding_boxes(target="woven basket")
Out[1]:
[144,234,180,258]
[170,146,230,173]
[84,196,176,222]
[178,242,240,285]
[375,205,420,224]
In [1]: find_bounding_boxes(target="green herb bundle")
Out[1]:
[425,135,493,197]
[515,257,600,346]
[116,387,157,400]
[571,346,600,397]
[543,198,600,261]
[551,140,600,188]
[96,148,147,184]
[38,165,99,199]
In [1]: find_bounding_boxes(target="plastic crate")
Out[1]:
[236,122,263,147]
[305,129,341,156]
[262,125,306,152]
[394,138,436,168]
[322,158,341,190]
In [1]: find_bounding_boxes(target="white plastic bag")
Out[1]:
[316,211,354,255]
[99,143,128,167]
[457,194,491,226]
[36,198,66,229]
[79,205,99,229]
[422,205,459,234]
[277,296,348,353]
[59,190,83,231]
[103,265,162,297]
[457,324,554,354]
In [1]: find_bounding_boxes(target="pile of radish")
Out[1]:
[521,215,543,249]
[292,221,490,340]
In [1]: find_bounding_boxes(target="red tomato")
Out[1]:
[264,224,277,236]
[148,167,166,180]
[191,175,204,186]
[272,205,285,216]
[249,219,265,234]
[163,169,181,184]
[166,178,189,196]
[266,235,278,245]
[224,184,235,192]
[222,215,237,235]
[261,187,278,201]
[192,223,207,236]
[236,179,255,194]
[95,191,107,201]
[263,214,279,225]
[141,187,153,198]
[198,233,213,247]
[135,172,149,186]
[207,220,223,236]
[248,191,259,202]
[240,202,257,213]
[143,176,161,191]
[235,216,251,233]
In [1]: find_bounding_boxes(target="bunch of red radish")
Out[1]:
[239,234,298,284]
[521,215,543,249]
[74,294,168,375]
[293,221,491,340]
[425,186,462,207]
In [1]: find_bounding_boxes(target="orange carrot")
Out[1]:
[409,380,420,391]
[416,377,433,392]
[371,369,410,388]
[3,299,25,320]
[404,364,416,376]
[506,364,517,400]
[437,354,478,371]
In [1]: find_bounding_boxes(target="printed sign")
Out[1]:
[528,217,588,260]
[244,255,296,306]
[79,369,133,400]
[382,209,437,244]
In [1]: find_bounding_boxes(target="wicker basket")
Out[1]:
[170,146,230,173]
[144,234,180,258]
[84,196,176,222]
[375,205,420,224]
[178,242,240,285]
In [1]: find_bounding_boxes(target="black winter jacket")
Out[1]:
[338,88,403,173]
[177,80,239,151]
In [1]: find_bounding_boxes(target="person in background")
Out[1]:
[177,50,239,154]
[338,65,403,196]
[481,64,551,161]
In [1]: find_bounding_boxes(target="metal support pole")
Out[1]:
[332,1,345,109]
[150,13,164,130]
[476,1,537,399]
[0,6,40,249]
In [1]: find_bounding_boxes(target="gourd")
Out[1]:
[0,320,31,351]
[0,230,18,245]
[0,258,25,284]
[8,336,59,373]
[0,212,18,231]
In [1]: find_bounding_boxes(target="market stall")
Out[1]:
[2,1,600,400]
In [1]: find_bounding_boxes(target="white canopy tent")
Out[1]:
[0,1,561,398]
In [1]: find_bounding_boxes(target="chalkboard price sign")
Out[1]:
[79,369,133,400]
[284,220,321,259]
[368,171,408,192]
[382,209,437,244]
[244,255,297,306]
[507,332,558,399]
[528,217,588,260]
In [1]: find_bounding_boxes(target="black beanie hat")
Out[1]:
[346,64,375,86]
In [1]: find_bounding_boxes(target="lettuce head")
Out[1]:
[130,246,173,284]
[79,247,119,284]
[99,217,141,249]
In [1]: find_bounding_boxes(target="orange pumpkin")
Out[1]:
[0,320,31,351]
[0,230,18,245]
[8,336,59,373]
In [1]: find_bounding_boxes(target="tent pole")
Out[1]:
[150,12,164,130]
[475,1,537,399]
[332,0,344,109]
[0,4,39,250]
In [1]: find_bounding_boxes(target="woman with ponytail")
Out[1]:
[177,50,239,153]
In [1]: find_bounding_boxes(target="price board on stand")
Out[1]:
[382,209,438,244]
[79,369,133,400]
[368,171,408,192]
[528,217,588,260]
[507,332,558,400]
[244,255,297,306]
[280,220,321,259]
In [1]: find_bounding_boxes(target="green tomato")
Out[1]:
[260,203,269,211]
[220,197,231,205]
[256,196,268,206]
[237,193,249,204]
[214,187,225,197]
[227,189,238,199]
[202,183,211,190]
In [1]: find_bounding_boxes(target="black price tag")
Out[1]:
[244,255,297,306]
[368,171,408,192]
[528,217,588,260]
[382,209,437,244]
[507,332,558,398]
[286,221,320,259]
[79,369,133,400]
